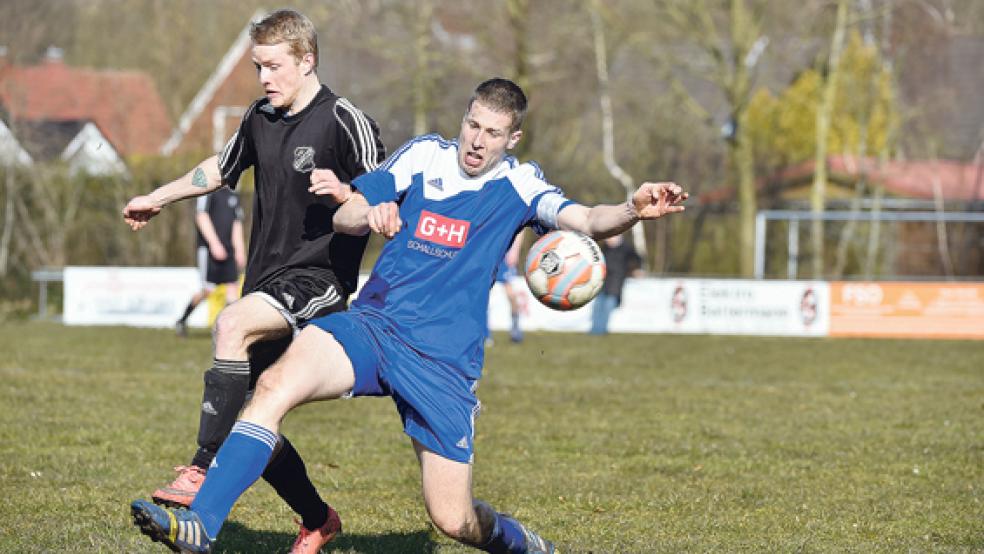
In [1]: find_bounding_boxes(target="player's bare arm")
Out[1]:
[333,194,401,239]
[122,155,225,231]
[312,168,402,239]
[308,168,353,202]
[195,211,228,261]
[231,220,246,270]
[557,181,688,239]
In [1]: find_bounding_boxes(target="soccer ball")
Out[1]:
[524,230,607,310]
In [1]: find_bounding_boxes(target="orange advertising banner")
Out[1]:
[829,282,984,339]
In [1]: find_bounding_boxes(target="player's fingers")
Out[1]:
[385,203,401,238]
[374,203,390,237]
[383,202,400,238]
[367,207,383,234]
[313,182,337,196]
[310,168,331,183]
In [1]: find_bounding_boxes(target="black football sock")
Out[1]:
[191,358,250,469]
[262,435,329,531]
[177,300,196,324]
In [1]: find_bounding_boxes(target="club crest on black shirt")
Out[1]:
[293,146,316,173]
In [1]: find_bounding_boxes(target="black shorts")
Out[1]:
[248,266,349,332]
[198,246,239,286]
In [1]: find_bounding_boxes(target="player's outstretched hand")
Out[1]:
[368,201,401,239]
[122,195,162,231]
[309,168,353,204]
[631,182,688,220]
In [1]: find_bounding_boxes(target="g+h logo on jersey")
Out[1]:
[414,210,470,248]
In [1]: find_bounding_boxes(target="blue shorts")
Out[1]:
[310,310,480,464]
[495,262,517,284]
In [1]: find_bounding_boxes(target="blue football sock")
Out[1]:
[190,421,277,539]
[480,512,527,554]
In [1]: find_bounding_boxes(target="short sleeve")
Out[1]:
[505,162,576,234]
[352,171,398,206]
[334,97,386,179]
[218,102,259,189]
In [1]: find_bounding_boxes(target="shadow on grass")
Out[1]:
[215,521,440,553]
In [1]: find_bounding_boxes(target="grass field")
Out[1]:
[0,321,981,553]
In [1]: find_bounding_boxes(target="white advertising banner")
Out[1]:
[488,276,593,333]
[490,277,829,337]
[63,266,208,328]
[657,279,829,336]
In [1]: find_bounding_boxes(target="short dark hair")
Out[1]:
[467,78,528,132]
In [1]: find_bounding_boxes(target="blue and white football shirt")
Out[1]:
[350,134,574,378]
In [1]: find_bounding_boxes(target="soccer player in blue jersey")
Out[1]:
[130,78,687,553]
[489,232,525,345]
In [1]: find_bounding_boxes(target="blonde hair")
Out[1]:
[250,9,318,65]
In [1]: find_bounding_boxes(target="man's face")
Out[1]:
[457,100,522,177]
[252,42,313,110]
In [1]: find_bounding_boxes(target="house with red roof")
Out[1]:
[772,155,983,203]
[0,46,172,171]
[0,117,31,167]
[699,155,984,206]
[16,119,126,176]
[697,155,984,277]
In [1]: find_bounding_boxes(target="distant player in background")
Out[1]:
[175,187,245,337]
[130,78,687,554]
[122,9,384,554]
[589,233,642,335]
[488,232,525,345]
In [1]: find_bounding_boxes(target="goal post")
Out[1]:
[754,209,984,279]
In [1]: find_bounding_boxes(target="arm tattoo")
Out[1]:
[192,168,208,188]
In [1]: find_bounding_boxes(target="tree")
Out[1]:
[632,0,775,277]
[589,0,648,263]
[809,0,849,278]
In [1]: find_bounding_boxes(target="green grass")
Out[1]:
[0,321,981,553]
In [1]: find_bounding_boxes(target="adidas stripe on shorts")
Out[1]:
[249,266,349,332]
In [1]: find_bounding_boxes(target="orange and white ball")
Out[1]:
[524,230,607,311]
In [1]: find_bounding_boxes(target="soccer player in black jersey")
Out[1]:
[122,9,384,553]
[174,187,245,338]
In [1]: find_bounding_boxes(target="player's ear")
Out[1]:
[506,129,523,150]
[299,52,316,75]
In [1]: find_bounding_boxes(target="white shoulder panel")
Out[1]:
[506,162,556,206]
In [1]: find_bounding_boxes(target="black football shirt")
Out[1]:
[195,186,243,252]
[218,85,385,295]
